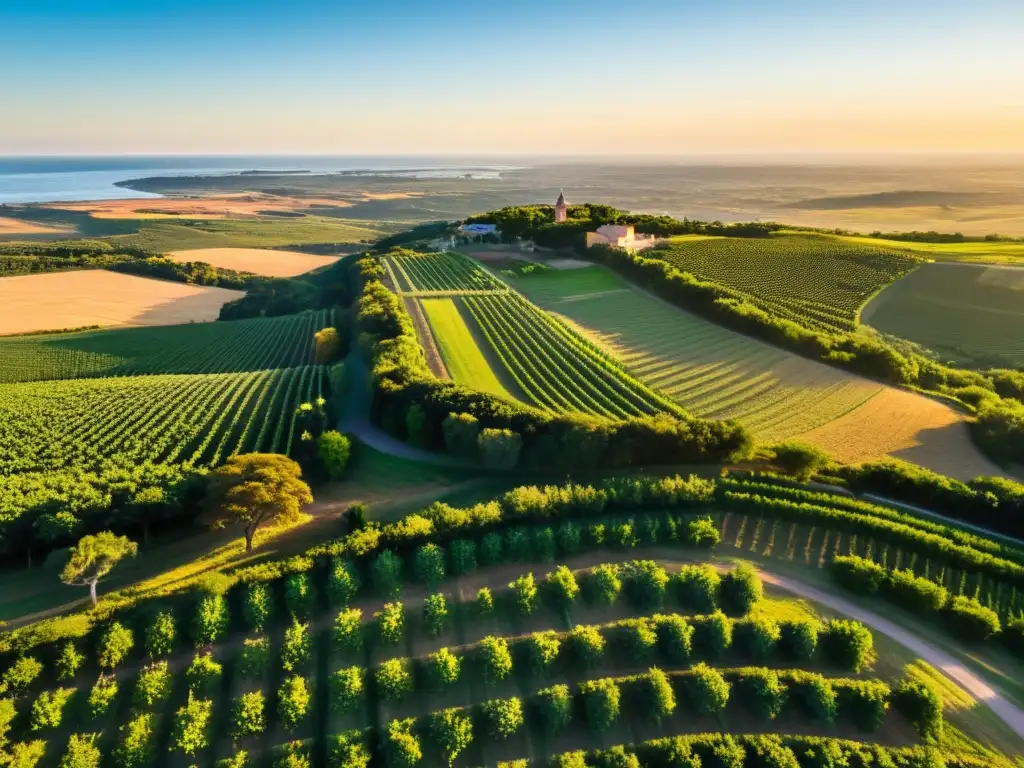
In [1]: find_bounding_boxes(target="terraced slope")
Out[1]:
[645,234,920,333]
[862,262,1024,367]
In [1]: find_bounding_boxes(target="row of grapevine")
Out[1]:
[0,309,332,384]
[387,250,505,293]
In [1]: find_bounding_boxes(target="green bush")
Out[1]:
[686,516,721,548]
[509,572,539,616]
[186,653,223,694]
[1,656,43,696]
[55,642,85,681]
[329,667,364,714]
[595,747,640,768]
[376,658,413,701]
[735,616,781,661]
[643,667,677,723]
[232,691,266,737]
[170,692,213,756]
[581,678,621,732]
[788,672,837,723]
[277,675,310,732]
[87,675,118,718]
[414,543,447,588]
[585,564,622,606]
[616,618,658,661]
[835,679,890,732]
[431,708,474,766]
[114,713,155,768]
[281,618,311,673]
[478,428,522,470]
[427,647,460,687]
[544,565,580,608]
[621,560,670,609]
[482,697,524,739]
[566,624,606,668]
[240,636,271,680]
[685,663,730,716]
[884,569,949,613]
[525,630,561,675]
[779,619,819,662]
[30,687,75,731]
[662,737,702,768]
[449,539,477,576]
[476,587,495,616]
[192,594,228,647]
[327,559,361,606]
[654,614,694,665]
[318,430,352,479]
[377,602,405,645]
[893,679,943,741]
[423,593,449,637]
[442,412,480,458]
[98,621,134,669]
[144,610,176,659]
[479,533,503,566]
[244,583,273,632]
[1003,616,1024,659]
[330,731,371,768]
[553,752,587,768]
[505,528,532,562]
[134,661,172,708]
[736,667,787,720]
[285,572,314,619]
[59,733,101,768]
[745,735,800,768]
[820,620,873,672]
[334,608,363,652]
[691,611,733,659]
[675,565,720,613]
[830,555,886,595]
[479,636,513,684]
[719,563,763,615]
[557,521,583,556]
[945,595,1001,641]
[534,684,573,734]
[384,718,421,768]
[372,550,404,598]
[772,441,831,481]
[710,736,747,768]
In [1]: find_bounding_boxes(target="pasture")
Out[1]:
[512,266,999,476]
[168,248,341,278]
[647,234,921,333]
[862,262,1024,368]
[0,270,244,336]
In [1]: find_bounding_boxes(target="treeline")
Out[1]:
[219,254,360,320]
[355,252,752,471]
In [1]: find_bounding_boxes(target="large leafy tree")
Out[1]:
[60,532,138,606]
[203,454,312,552]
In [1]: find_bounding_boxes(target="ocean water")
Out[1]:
[0,156,521,204]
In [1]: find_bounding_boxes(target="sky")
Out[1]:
[1,0,1023,155]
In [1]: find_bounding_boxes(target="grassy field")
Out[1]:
[649,234,921,333]
[0,270,244,336]
[419,298,518,400]
[511,266,1002,477]
[832,235,1024,265]
[862,262,1024,368]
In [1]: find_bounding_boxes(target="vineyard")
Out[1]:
[645,234,921,333]
[1,473,1018,768]
[0,310,333,384]
[862,263,1024,367]
[384,250,506,294]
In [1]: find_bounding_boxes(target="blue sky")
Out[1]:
[2,0,1022,154]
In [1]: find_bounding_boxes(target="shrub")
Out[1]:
[1003,616,1024,659]
[377,602,405,645]
[735,616,781,661]
[686,663,730,716]
[244,583,273,631]
[328,559,361,606]
[384,718,421,768]
[719,563,763,615]
[376,658,413,701]
[788,672,837,723]
[586,564,622,606]
[617,618,658,661]
[443,412,480,458]
[545,565,580,609]
[478,428,522,470]
[427,647,461,687]
[746,735,800,768]
[319,430,351,478]
[662,738,703,768]
[566,624,606,668]
[643,667,677,723]
[830,555,886,595]
[134,661,172,708]
[553,752,587,768]
[686,516,721,548]
[232,691,266,737]
[285,573,314,619]
[621,560,670,609]
[330,731,371,768]
[281,618,311,672]
[710,736,746,768]
[676,565,720,613]
[186,653,223,694]
[56,642,85,681]
[330,667,364,714]
[145,609,177,659]
[581,678,621,732]
[372,550,404,598]
[479,636,513,683]
[115,713,155,768]
[30,687,75,731]
[557,521,583,556]
[525,630,561,675]
[98,621,134,669]
[1,656,42,696]
[596,747,640,768]
[170,692,213,756]
[87,679,117,720]
[654,614,694,664]
[483,697,524,739]
[779,619,819,662]
[885,569,949,613]
[240,636,271,680]
[59,733,101,768]
[476,587,495,615]
[431,708,474,766]
[691,611,733,659]
[736,667,787,720]
[414,543,447,588]
[772,441,831,480]
[534,684,573,734]
[334,608,363,652]
[449,540,477,576]
[893,679,943,741]
[836,680,890,732]
[505,528,532,562]
[509,572,539,616]
[277,675,310,732]
[821,620,873,672]
[193,594,228,647]
[945,595,1001,641]
[479,533,503,566]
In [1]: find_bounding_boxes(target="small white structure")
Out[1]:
[460,223,498,236]
[585,224,657,250]
[554,190,568,223]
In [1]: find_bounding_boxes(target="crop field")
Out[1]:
[0,270,245,336]
[831,235,1024,265]
[862,263,1024,367]
[0,309,333,384]
[167,248,341,278]
[647,234,921,333]
[385,250,506,294]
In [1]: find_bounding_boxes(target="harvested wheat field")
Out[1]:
[0,217,70,235]
[167,247,340,277]
[0,270,244,336]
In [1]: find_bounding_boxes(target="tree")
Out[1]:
[586,564,621,606]
[377,602,405,645]
[98,622,134,670]
[60,532,138,606]
[686,663,730,716]
[281,617,311,672]
[277,676,310,732]
[170,692,213,757]
[318,431,351,480]
[479,636,513,683]
[482,697,524,739]
[544,566,580,609]
[134,662,171,708]
[114,713,155,768]
[430,708,473,766]
[526,631,561,675]
[534,685,573,734]
[202,454,312,552]
[145,610,176,658]
[330,667,365,714]
[477,428,522,469]
[55,642,85,682]
[581,678,620,732]
[232,691,266,738]
[314,327,343,363]
[414,544,446,587]
[376,659,413,701]
[423,593,448,637]
[59,733,101,768]
[427,648,460,687]
[643,668,676,723]
[509,573,538,616]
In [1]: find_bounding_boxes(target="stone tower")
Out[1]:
[554,189,567,223]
